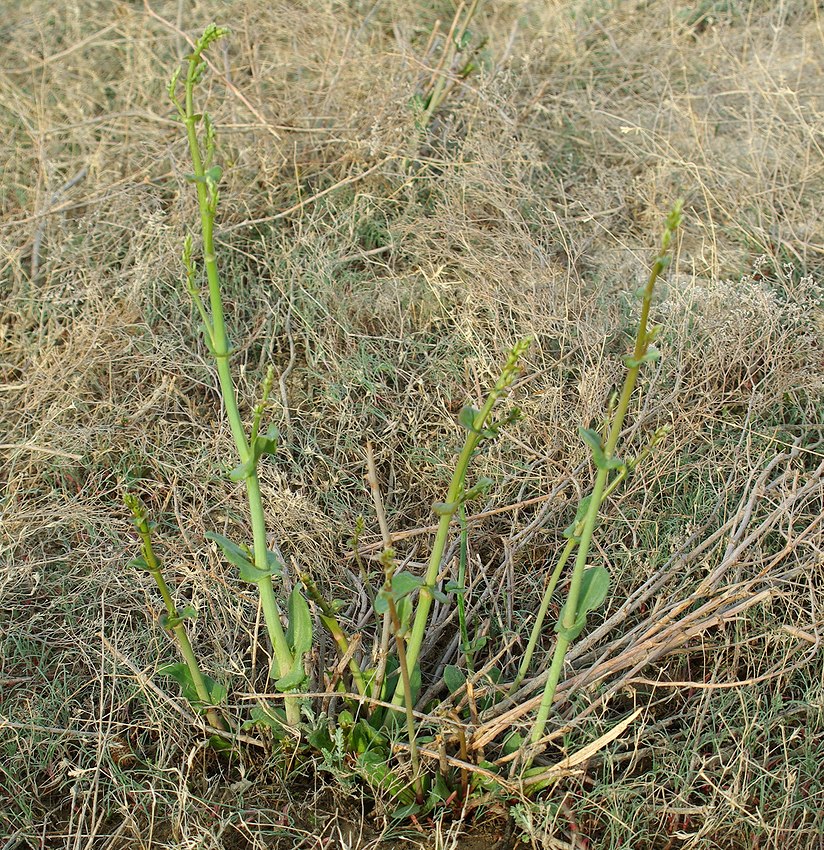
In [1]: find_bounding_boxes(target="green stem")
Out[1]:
[171,622,225,731]
[125,495,225,731]
[300,571,368,696]
[183,69,248,458]
[528,204,682,751]
[392,339,529,707]
[180,36,298,726]
[511,449,659,697]
[457,506,473,675]
[421,0,482,125]
[510,535,575,696]
[391,390,495,706]
[384,579,422,802]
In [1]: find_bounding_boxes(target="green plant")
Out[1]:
[123,493,226,732]
[390,339,530,709]
[123,22,683,819]
[414,0,488,129]
[168,24,309,727]
[525,202,683,770]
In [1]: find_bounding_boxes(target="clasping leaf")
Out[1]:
[275,587,312,692]
[229,424,279,480]
[579,427,623,471]
[555,566,611,642]
[159,662,226,711]
[374,571,424,614]
[205,531,283,582]
[624,345,661,369]
[159,605,197,630]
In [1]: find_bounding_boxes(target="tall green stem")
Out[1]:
[509,536,575,696]
[300,570,368,696]
[392,339,530,706]
[386,592,423,803]
[528,203,682,750]
[456,506,474,675]
[177,29,298,725]
[511,440,664,697]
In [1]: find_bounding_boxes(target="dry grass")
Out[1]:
[1,0,822,848]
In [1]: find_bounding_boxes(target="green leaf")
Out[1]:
[159,662,226,710]
[579,566,610,612]
[208,734,232,752]
[373,591,389,615]
[274,666,306,692]
[458,405,480,432]
[243,704,287,736]
[624,345,661,369]
[265,549,284,573]
[308,724,334,753]
[430,771,451,803]
[579,427,603,454]
[376,571,424,615]
[351,719,387,755]
[356,751,413,802]
[200,324,217,355]
[461,635,488,653]
[579,427,622,471]
[430,586,448,603]
[444,665,466,695]
[229,424,279,480]
[472,759,503,792]
[205,531,282,582]
[159,605,197,629]
[433,500,459,516]
[396,594,413,631]
[464,476,494,501]
[479,666,504,710]
[276,589,311,692]
[205,531,252,569]
[235,557,278,583]
[563,494,594,539]
[228,462,248,481]
[255,424,279,456]
[128,556,152,572]
[286,587,313,658]
[555,614,587,642]
[454,29,472,51]
[204,165,223,184]
[502,731,523,756]
[392,802,422,820]
[392,571,423,599]
[555,567,611,642]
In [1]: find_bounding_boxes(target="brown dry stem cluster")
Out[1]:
[1,1,822,849]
